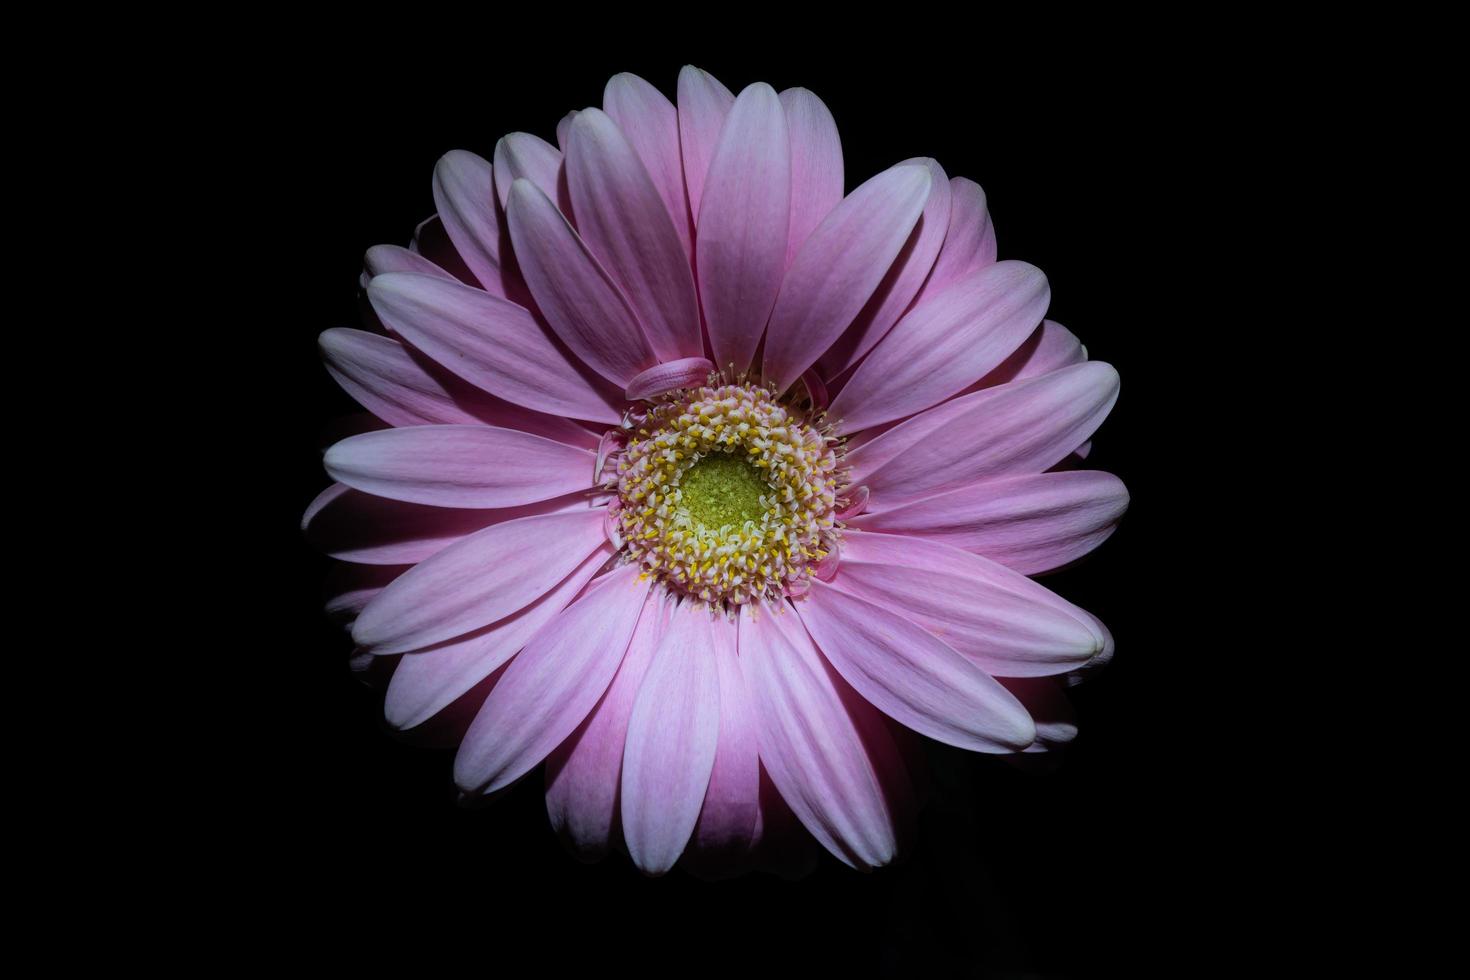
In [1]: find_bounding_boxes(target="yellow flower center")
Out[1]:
[614,381,843,606]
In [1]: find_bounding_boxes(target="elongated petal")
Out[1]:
[832,529,1106,643]
[779,88,843,268]
[565,108,702,362]
[798,582,1035,751]
[323,562,406,628]
[545,591,673,859]
[829,261,1050,431]
[603,73,691,255]
[432,150,516,299]
[505,178,656,386]
[914,176,997,302]
[384,542,612,730]
[688,620,761,864]
[320,328,485,428]
[556,111,577,152]
[321,327,597,446]
[621,603,723,875]
[303,482,583,565]
[818,158,951,376]
[1000,677,1078,753]
[850,470,1128,574]
[697,82,791,376]
[852,361,1120,503]
[367,271,623,424]
[974,319,1087,390]
[410,214,480,288]
[740,604,900,869]
[492,132,564,212]
[827,531,1102,677]
[761,164,931,392]
[677,65,735,220]
[363,243,455,283]
[352,508,606,654]
[454,564,652,795]
[324,424,592,509]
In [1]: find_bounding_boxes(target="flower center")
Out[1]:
[613,381,843,606]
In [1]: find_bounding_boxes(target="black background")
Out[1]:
[255,47,1231,977]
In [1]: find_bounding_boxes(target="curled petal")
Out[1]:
[624,357,715,401]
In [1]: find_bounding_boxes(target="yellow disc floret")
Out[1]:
[615,381,842,606]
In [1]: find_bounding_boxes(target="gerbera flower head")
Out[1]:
[307,67,1126,878]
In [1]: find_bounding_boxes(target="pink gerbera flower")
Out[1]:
[306,67,1126,877]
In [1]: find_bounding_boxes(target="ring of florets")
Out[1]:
[607,378,847,606]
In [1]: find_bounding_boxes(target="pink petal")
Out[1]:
[320,327,598,446]
[323,562,406,629]
[410,214,481,288]
[320,328,486,428]
[739,604,902,870]
[833,528,1106,645]
[1000,677,1077,753]
[687,618,761,866]
[363,243,456,283]
[384,542,613,730]
[818,158,952,377]
[974,319,1087,390]
[431,150,521,301]
[761,164,932,393]
[555,111,578,152]
[827,530,1103,677]
[454,563,652,795]
[621,602,723,875]
[625,357,715,401]
[303,482,584,566]
[779,88,843,269]
[696,82,791,377]
[324,424,593,509]
[828,261,1051,431]
[352,508,607,655]
[544,591,674,859]
[797,581,1036,751]
[492,132,566,212]
[913,176,998,302]
[367,271,624,424]
[849,470,1129,575]
[602,73,691,257]
[676,65,735,221]
[851,361,1120,504]
[505,178,656,386]
[565,108,703,363]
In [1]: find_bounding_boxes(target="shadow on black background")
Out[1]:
[249,44,1231,978]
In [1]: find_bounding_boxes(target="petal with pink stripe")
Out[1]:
[818,157,951,377]
[367,271,624,424]
[352,507,607,655]
[565,108,703,362]
[677,65,735,220]
[779,88,843,269]
[384,542,613,730]
[849,470,1129,574]
[621,602,723,875]
[454,564,652,795]
[544,591,674,859]
[740,604,901,870]
[828,260,1051,431]
[324,424,592,509]
[797,581,1036,751]
[697,82,791,376]
[761,164,931,393]
[505,178,656,386]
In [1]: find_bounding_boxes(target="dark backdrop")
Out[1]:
[256,49,1224,977]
